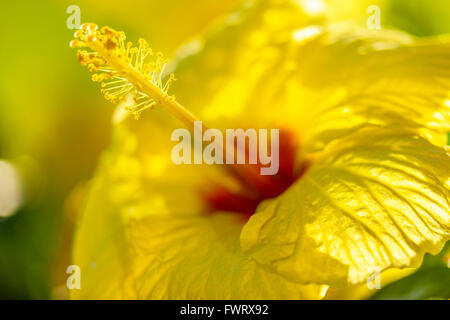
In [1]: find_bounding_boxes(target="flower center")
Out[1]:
[203,130,308,219]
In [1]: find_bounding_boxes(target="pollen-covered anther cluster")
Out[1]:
[70,23,177,119]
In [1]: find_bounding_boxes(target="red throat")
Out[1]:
[203,130,308,219]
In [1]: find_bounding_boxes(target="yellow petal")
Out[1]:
[241,128,450,286]
[126,213,326,299]
[173,14,450,149]
[170,0,325,127]
[285,26,450,150]
[71,124,327,299]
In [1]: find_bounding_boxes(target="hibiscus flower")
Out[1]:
[69,0,450,299]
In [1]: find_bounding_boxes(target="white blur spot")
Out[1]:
[320,286,329,297]
[175,38,204,61]
[299,0,325,15]
[432,111,445,121]
[225,12,243,25]
[0,160,24,218]
[292,26,323,43]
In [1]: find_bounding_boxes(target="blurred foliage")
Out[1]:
[386,0,450,37]
[0,0,448,299]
